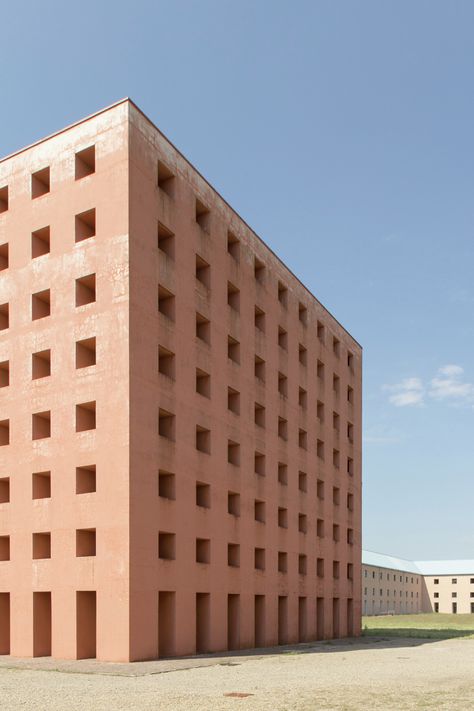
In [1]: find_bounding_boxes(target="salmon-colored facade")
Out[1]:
[0,100,362,661]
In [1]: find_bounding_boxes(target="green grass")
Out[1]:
[362,613,474,639]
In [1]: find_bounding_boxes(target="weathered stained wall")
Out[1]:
[0,103,131,661]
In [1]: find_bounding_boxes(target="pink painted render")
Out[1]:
[0,100,362,661]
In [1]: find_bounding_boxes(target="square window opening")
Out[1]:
[75,146,96,180]
[75,209,96,243]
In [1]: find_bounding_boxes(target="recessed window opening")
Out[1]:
[32,290,51,320]
[76,528,96,557]
[255,452,265,476]
[0,477,9,504]
[32,350,51,379]
[196,482,210,508]
[298,303,307,325]
[0,361,9,387]
[76,465,96,495]
[227,440,240,466]
[75,275,96,307]
[157,285,175,320]
[196,255,210,287]
[158,223,175,258]
[32,471,51,499]
[31,167,50,199]
[195,198,210,232]
[228,491,240,516]
[228,336,240,364]
[196,368,211,397]
[227,282,240,312]
[32,411,50,440]
[157,160,175,198]
[158,532,175,560]
[278,462,288,485]
[0,187,8,213]
[75,209,96,243]
[196,425,210,454]
[0,420,10,446]
[278,281,288,307]
[158,409,175,440]
[75,146,95,180]
[196,313,211,344]
[227,387,240,415]
[227,231,240,260]
[31,226,50,258]
[254,258,265,283]
[0,244,8,271]
[158,346,175,378]
[158,471,175,500]
[76,338,96,369]
[255,355,265,381]
[76,402,96,432]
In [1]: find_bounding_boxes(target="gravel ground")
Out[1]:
[1,637,474,710]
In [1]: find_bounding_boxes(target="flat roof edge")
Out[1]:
[0,98,131,166]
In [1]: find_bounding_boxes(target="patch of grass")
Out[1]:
[362,613,474,639]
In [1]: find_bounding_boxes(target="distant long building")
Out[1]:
[362,550,474,616]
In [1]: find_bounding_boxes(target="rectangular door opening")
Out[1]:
[158,591,175,658]
[316,597,324,640]
[0,593,10,654]
[332,597,340,638]
[196,593,210,654]
[254,595,265,648]
[33,592,51,657]
[278,596,288,645]
[227,594,240,651]
[76,591,96,659]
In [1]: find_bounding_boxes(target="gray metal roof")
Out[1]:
[362,550,474,576]
[362,550,421,574]
[415,560,474,576]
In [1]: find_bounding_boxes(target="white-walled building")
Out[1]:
[362,551,474,616]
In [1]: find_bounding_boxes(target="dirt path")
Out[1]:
[1,637,473,710]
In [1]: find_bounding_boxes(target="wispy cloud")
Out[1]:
[384,365,474,408]
[429,365,474,403]
[383,377,424,407]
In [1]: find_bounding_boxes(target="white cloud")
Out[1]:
[383,377,424,407]
[384,365,474,408]
[429,365,474,403]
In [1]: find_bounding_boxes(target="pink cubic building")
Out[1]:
[0,100,362,662]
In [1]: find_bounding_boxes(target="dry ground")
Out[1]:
[1,635,474,710]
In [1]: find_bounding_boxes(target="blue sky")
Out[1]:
[2,1,473,559]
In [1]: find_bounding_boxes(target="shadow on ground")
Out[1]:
[2,633,472,677]
[362,627,474,640]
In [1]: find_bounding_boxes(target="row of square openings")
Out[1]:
[158,320,355,404]
[157,533,354,579]
[0,465,97,504]
[158,240,356,372]
[0,146,96,211]
[159,471,355,511]
[0,528,97,561]
[172,364,355,438]
[0,210,96,269]
[0,274,96,329]
[0,403,97,444]
[0,338,96,385]
[158,411,355,475]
